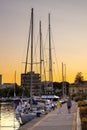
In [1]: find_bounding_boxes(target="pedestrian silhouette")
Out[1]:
[56,100,62,114]
[66,97,72,113]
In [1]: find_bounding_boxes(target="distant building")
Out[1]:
[0,83,15,89]
[21,71,41,96]
[41,81,53,95]
[0,74,2,85]
[69,81,87,96]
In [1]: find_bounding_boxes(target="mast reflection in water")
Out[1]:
[0,102,20,130]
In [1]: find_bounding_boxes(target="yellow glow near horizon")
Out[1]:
[1,62,87,86]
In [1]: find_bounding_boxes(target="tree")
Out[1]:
[74,72,84,84]
[53,82,70,96]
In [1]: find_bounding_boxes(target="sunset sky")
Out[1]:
[0,0,87,85]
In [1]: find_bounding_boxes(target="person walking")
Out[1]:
[66,97,72,113]
[56,100,62,114]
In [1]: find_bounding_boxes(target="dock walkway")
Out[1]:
[19,101,78,130]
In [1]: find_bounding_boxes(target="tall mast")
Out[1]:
[30,8,33,109]
[40,21,42,81]
[48,13,53,93]
[31,8,33,72]
[39,21,42,95]
[49,14,53,82]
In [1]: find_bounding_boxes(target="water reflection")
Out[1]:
[0,102,20,130]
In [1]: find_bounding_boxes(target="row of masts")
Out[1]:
[13,8,66,101]
[24,8,53,107]
[13,8,66,100]
[25,8,53,89]
[25,8,66,97]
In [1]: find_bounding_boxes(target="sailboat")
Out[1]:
[15,8,37,125]
[16,8,45,125]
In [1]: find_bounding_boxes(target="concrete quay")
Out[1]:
[19,101,80,130]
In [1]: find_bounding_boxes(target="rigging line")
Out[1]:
[34,32,40,73]
[25,14,32,73]
[53,62,58,81]
[43,27,49,55]
[43,27,49,73]
[43,46,48,80]
[51,30,61,82]
[34,33,39,56]
[33,16,40,73]
[41,31,47,82]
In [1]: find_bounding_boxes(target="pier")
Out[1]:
[19,101,80,130]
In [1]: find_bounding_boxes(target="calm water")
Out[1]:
[0,102,20,130]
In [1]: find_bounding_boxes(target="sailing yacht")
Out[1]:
[16,8,45,125]
[16,8,37,125]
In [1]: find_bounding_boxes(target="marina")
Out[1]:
[0,102,20,130]
[0,95,59,130]
[0,1,87,130]
[0,7,59,129]
[0,100,41,130]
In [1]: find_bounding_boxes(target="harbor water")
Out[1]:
[0,102,20,130]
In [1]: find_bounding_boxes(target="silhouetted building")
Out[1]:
[21,71,41,96]
[41,81,53,95]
